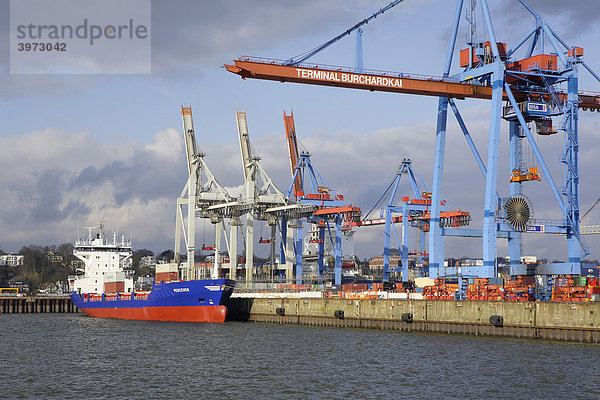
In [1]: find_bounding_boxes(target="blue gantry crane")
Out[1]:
[283,112,361,285]
[427,0,599,280]
[226,0,600,283]
[356,158,470,282]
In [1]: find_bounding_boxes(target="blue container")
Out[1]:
[488,277,504,285]
[581,265,600,278]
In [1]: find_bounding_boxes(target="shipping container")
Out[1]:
[155,271,178,283]
[488,277,504,285]
[342,283,368,291]
[105,271,126,283]
[104,281,125,293]
[508,54,558,72]
[415,277,435,288]
[568,47,583,57]
[156,263,178,275]
[580,265,600,278]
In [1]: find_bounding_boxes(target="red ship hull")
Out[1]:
[79,305,228,323]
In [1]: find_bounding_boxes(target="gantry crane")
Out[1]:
[283,111,361,285]
[175,106,233,280]
[354,158,470,282]
[234,111,289,283]
[226,0,600,280]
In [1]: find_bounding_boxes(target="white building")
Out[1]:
[0,254,24,267]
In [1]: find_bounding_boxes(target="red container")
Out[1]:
[588,286,600,294]
[104,281,125,293]
[156,271,178,283]
[459,48,479,67]
[342,283,368,291]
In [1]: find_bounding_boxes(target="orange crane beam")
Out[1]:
[225,57,600,111]
[225,58,493,100]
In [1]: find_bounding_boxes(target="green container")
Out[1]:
[578,276,588,286]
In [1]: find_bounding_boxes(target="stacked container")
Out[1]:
[104,272,126,293]
[155,263,179,283]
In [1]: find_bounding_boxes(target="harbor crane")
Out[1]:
[234,111,289,283]
[225,0,600,280]
[283,111,361,285]
[175,106,234,280]
[176,107,292,283]
[355,158,470,282]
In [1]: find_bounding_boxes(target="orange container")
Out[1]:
[568,47,583,57]
[459,48,479,67]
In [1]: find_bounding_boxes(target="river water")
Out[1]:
[1,313,599,399]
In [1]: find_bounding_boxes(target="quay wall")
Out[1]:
[0,295,77,314]
[226,297,600,343]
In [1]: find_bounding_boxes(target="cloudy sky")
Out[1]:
[1,0,600,262]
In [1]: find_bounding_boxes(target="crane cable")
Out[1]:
[286,0,406,66]
[581,197,600,222]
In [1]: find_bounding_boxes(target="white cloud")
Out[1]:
[144,128,184,160]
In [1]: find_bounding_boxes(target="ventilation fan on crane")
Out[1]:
[503,194,533,232]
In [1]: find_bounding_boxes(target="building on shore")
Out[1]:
[0,254,24,267]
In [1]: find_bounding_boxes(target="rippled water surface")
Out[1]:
[1,313,600,399]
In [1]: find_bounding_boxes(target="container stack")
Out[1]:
[423,279,456,300]
[104,272,126,293]
[466,278,502,301]
[155,263,179,283]
[552,275,600,302]
[503,275,535,301]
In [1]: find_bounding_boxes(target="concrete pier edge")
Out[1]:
[226,297,600,343]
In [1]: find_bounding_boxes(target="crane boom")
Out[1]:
[181,106,199,175]
[283,111,303,199]
[236,110,254,180]
[225,57,600,111]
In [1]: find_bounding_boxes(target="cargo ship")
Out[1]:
[68,224,235,323]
